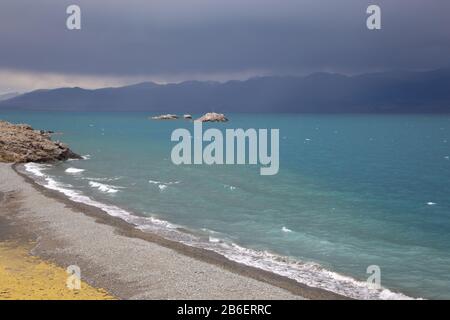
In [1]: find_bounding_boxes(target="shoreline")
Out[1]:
[0,162,345,299]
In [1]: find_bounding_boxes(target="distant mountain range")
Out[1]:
[1,69,450,113]
[0,92,20,101]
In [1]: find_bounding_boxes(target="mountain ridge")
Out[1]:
[1,69,450,113]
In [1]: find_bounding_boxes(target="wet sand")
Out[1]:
[0,163,344,300]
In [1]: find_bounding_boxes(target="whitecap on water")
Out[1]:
[65,167,85,174]
[88,181,120,193]
[282,226,293,233]
[149,179,180,191]
[23,162,418,300]
[209,237,221,243]
[86,176,122,182]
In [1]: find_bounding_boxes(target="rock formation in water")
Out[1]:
[183,114,192,120]
[196,112,228,122]
[0,120,81,163]
[150,114,179,120]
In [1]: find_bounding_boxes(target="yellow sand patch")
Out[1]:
[0,241,115,300]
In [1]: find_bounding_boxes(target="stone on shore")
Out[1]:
[0,120,81,163]
[196,112,228,122]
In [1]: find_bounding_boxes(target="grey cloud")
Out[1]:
[0,0,449,79]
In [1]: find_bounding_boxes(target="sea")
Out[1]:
[1,111,449,299]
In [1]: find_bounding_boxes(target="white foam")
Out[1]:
[202,228,219,234]
[204,242,416,300]
[23,163,419,300]
[82,155,91,160]
[149,179,180,191]
[24,163,153,227]
[85,176,121,182]
[427,202,437,206]
[24,163,46,177]
[209,237,221,243]
[150,179,180,185]
[65,167,85,174]
[89,181,120,193]
[282,226,293,233]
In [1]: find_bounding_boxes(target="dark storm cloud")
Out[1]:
[0,0,449,78]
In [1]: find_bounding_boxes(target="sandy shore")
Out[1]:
[0,163,344,300]
[0,241,115,300]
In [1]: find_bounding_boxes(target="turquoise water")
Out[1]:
[2,111,450,299]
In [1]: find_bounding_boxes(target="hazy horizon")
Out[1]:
[2,66,450,96]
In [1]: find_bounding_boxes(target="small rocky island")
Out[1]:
[151,112,228,122]
[150,114,179,120]
[196,112,228,122]
[0,120,81,163]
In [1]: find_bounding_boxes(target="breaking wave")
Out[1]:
[23,162,417,300]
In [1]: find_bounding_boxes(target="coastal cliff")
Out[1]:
[0,120,80,163]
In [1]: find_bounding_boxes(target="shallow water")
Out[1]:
[2,111,450,299]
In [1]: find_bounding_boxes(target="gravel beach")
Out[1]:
[0,163,343,300]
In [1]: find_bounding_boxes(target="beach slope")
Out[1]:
[0,163,327,300]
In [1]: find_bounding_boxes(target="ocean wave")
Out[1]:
[88,181,120,193]
[24,163,46,177]
[282,226,293,233]
[209,237,221,243]
[149,179,180,185]
[149,179,180,191]
[24,163,150,223]
[205,242,415,300]
[23,162,417,300]
[84,176,122,182]
[65,167,85,174]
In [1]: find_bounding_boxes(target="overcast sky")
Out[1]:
[1,0,449,93]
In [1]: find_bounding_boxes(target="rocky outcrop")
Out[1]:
[196,112,228,122]
[0,120,81,163]
[183,114,193,120]
[150,114,179,120]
